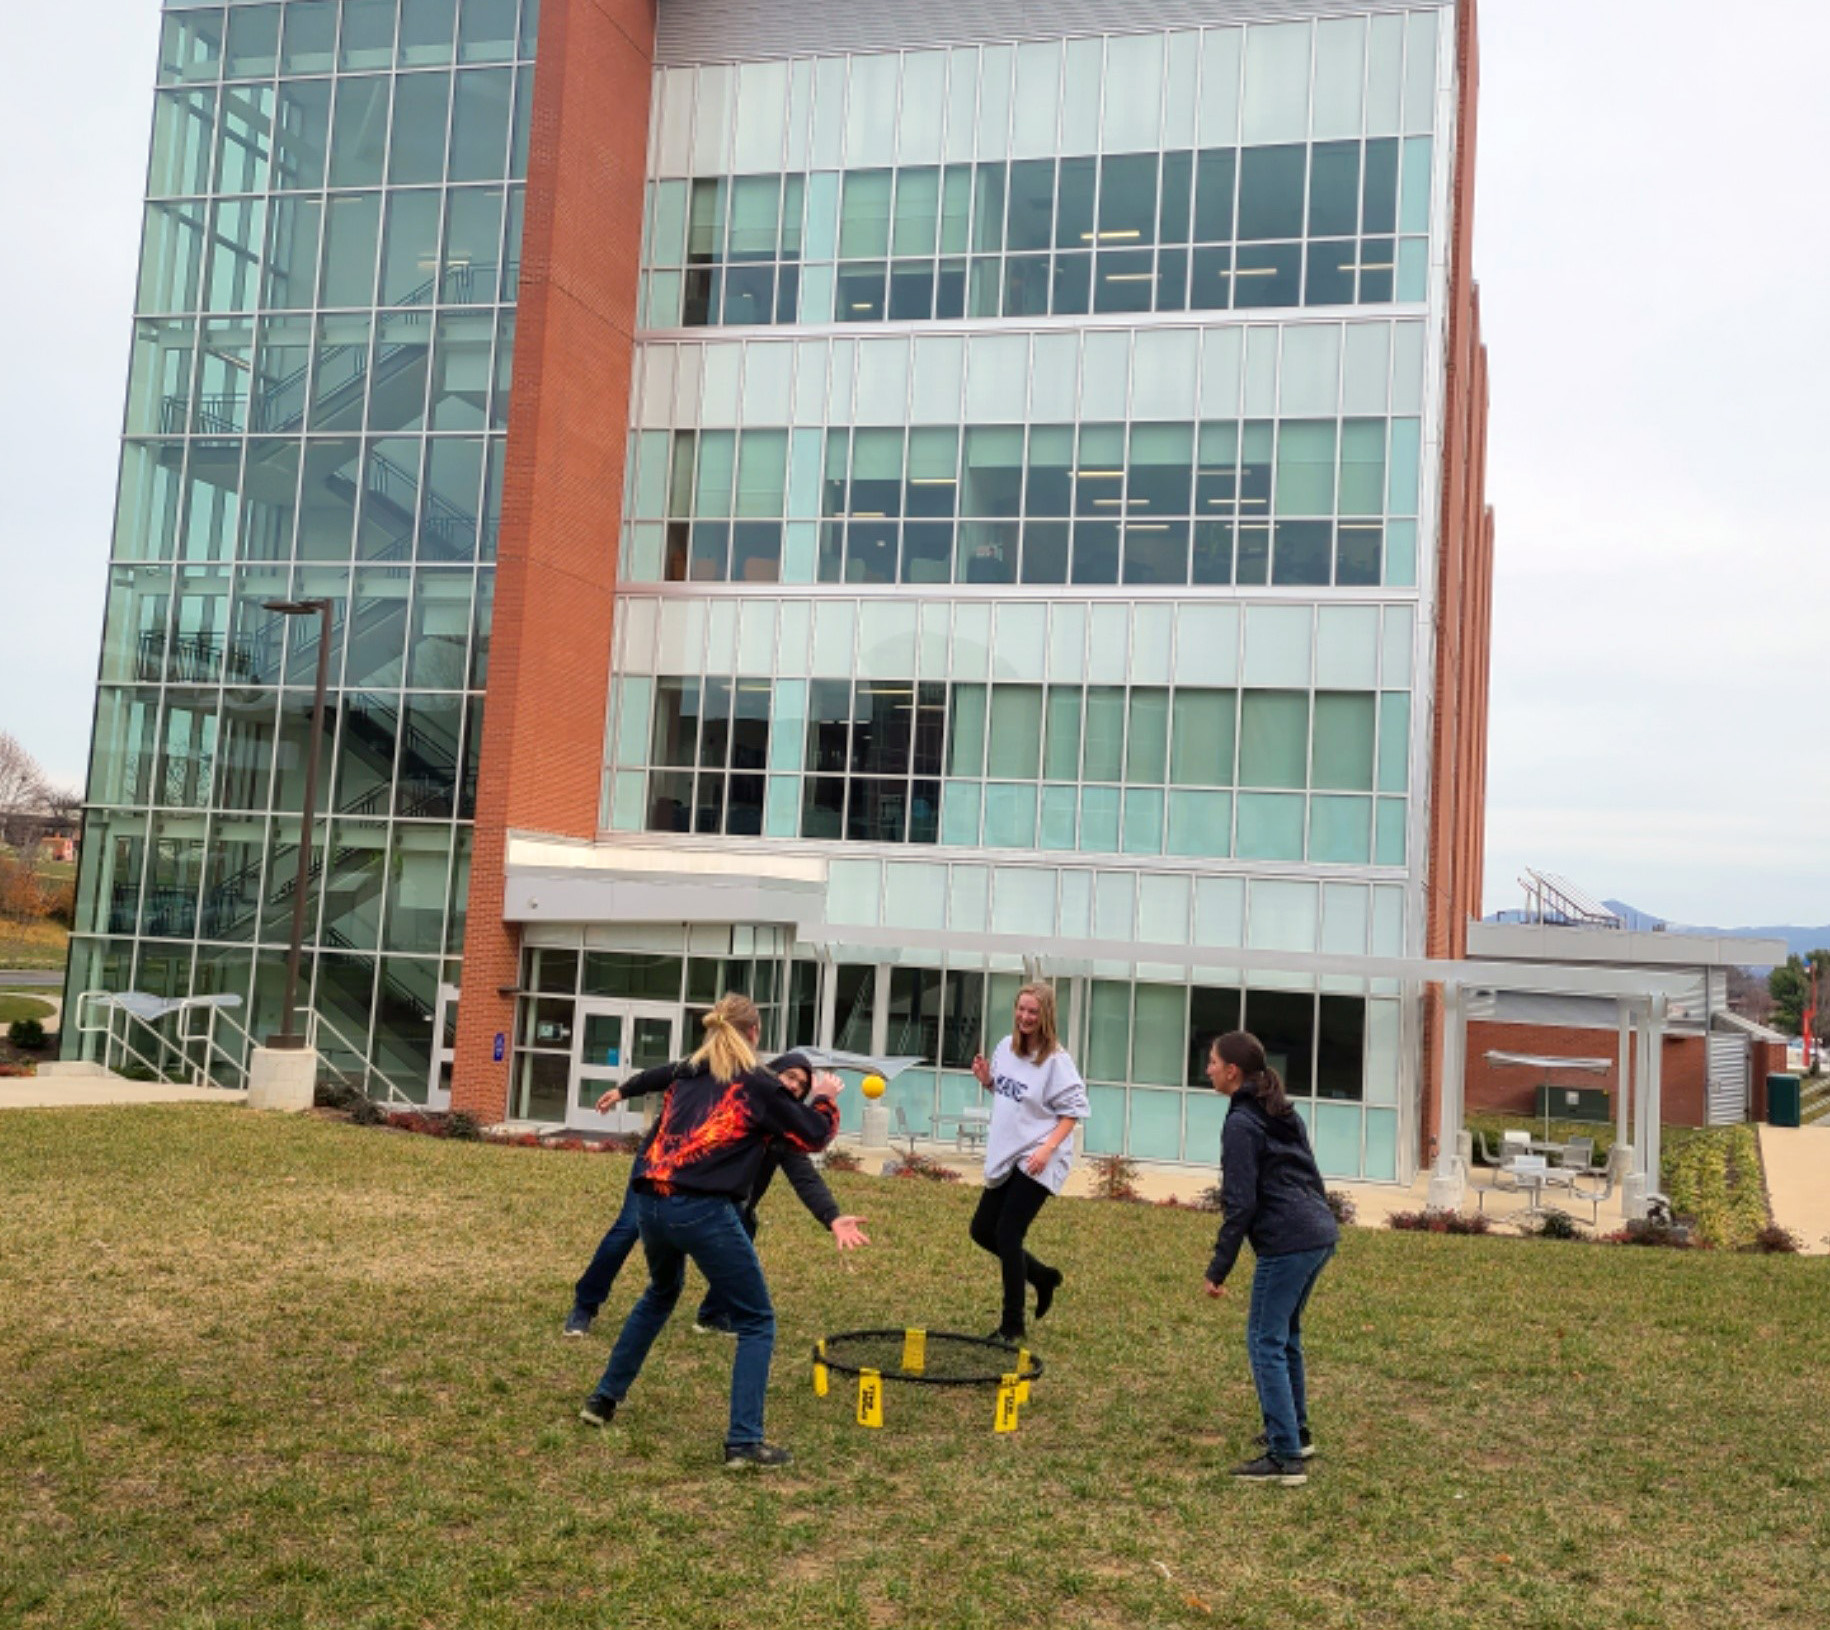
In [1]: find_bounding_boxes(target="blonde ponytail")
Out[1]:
[690,992,761,1083]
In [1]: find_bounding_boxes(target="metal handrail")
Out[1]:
[306,1003,420,1109]
[72,991,213,1089]
[176,1000,258,1093]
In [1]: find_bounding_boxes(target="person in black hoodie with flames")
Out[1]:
[1202,1029,1340,1487]
[579,994,840,1469]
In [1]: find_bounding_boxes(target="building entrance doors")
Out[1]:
[569,1000,680,1134]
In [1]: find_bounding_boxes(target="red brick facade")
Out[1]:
[1466,1022,1790,1131]
[451,0,657,1121]
[1418,0,1495,1166]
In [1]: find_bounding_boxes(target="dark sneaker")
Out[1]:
[1034,1267,1064,1321]
[563,1307,594,1338]
[1230,1453,1307,1486]
[693,1317,736,1336]
[1255,1427,1315,1459]
[578,1393,618,1427]
[986,1327,1025,1345]
[723,1441,792,1470]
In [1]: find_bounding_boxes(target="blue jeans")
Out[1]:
[594,1192,777,1449]
[1245,1245,1333,1461]
[573,1176,642,1314]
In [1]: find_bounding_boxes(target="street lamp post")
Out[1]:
[262,598,333,1049]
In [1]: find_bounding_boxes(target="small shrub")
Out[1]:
[1324,1188,1358,1227]
[1605,1217,1695,1249]
[1525,1210,1585,1241]
[443,1110,482,1142]
[0,1062,35,1078]
[347,1095,386,1127]
[1088,1151,1142,1202]
[314,1079,365,1111]
[889,1150,962,1183]
[821,1144,863,1173]
[1745,1223,1804,1255]
[118,1061,159,1082]
[7,1018,48,1051]
[1386,1208,1493,1236]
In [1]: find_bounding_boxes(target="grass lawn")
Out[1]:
[0,994,54,1025]
[0,918,67,971]
[2,1108,1826,1630]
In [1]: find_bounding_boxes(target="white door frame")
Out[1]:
[428,982,459,1110]
[568,999,681,1133]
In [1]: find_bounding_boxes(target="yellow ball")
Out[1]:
[861,1073,887,1100]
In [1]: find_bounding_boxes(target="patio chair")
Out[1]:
[1472,1130,1515,1168]
[1557,1136,1599,1176]
[1564,1167,1616,1226]
[1477,1153,1548,1214]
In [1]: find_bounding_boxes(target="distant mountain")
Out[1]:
[1603,901,1828,964]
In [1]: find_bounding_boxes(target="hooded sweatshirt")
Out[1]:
[1206,1080,1340,1284]
[631,1060,837,1201]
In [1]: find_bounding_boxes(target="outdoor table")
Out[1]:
[935,1110,990,1150]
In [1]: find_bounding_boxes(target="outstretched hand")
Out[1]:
[594,1087,621,1115]
[831,1215,870,1250]
[971,1052,992,1088]
[808,1070,843,1102]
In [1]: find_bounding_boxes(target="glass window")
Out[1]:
[272,81,332,191]
[223,4,281,78]
[1006,159,1054,252]
[948,683,987,777]
[1308,142,1360,237]
[892,167,940,258]
[962,427,1022,518]
[1236,145,1304,240]
[1124,689,1168,784]
[1245,989,1314,1096]
[450,67,515,181]
[391,73,453,185]
[1171,690,1235,785]
[839,170,892,259]
[987,685,1043,781]
[1362,138,1400,235]
[458,0,520,64]
[1239,691,1308,788]
[1192,148,1237,244]
[1082,686,1124,782]
[1132,986,1185,1086]
[1086,980,1130,1081]
[1233,241,1300,307]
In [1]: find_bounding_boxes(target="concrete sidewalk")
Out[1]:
[0,1062,245,1112]
[1758,1124,1830,1254]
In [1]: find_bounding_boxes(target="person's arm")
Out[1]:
[1205,1114,1260,1291]
[753,1070,841,1152]
[777,1148,871,1249]
[970,1039,1002,1092]
[594,1060,679,1116]
[1022,1054,1090,1177]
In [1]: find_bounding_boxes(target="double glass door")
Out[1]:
[569,1000,681,1133]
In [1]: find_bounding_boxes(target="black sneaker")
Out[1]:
[1255,1426,1315,1459]
[578,1393,618,1426]
[1034,1267,1064,1321]
[723,1441,792,1470]
[693,1317,737,1336]
[563,1307,594,1338]
[1230,1453,1307,1486]
[986,1327,1025,1345]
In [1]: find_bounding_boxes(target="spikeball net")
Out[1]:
[812,1329,1045,1434]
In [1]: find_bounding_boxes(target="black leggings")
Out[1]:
[969,1170,1054,1336]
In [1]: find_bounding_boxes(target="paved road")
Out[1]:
[0,970,63,988]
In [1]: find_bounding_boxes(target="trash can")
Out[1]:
[1767,1074,1801,1129]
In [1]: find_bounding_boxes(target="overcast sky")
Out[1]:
[1,1,1824,929]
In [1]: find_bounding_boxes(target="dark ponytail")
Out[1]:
[1212,1030,1292,1117]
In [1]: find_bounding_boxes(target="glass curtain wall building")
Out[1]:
[77,0,1491,1183]
[71,0,536,1096]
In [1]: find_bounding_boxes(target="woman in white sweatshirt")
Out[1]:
[968,981,1090,1341]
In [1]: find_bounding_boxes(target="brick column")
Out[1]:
[451,0,657,1121]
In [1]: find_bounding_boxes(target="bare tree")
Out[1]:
[0,733,51,848]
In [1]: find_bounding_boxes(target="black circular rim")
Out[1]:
[813,1328,1045,1388]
